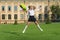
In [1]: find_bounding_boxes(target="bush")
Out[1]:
[50,5,60,21]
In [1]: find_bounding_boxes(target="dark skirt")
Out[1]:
[28,16,36,22]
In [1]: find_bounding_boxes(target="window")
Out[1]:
[38,14,42,19]
[36,5,42,11]
[8,6,11,11]
[20,14,24,19]
[14,6,17,11]
[39,5,42,10]
[2,14,5,19]
[44,6,48,14]
[44,14,48,19]
[2,6,5,11]
[56,14,60,19]
[14,14,17,19]
[8,14,11,19]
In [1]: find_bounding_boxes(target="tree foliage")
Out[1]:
[50,5,60,15]
[50,5,60,22]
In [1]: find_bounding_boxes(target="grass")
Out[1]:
[0,23,60,40]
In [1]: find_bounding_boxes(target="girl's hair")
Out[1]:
[33,6,36,10]
[28,6,36,10]
[28,6,30,9]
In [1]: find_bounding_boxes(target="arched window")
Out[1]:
[14,6,17,11]
[2,6,5,11]
[2,14,5,19]
[8,14,11,19]
[8,6,11,11]
[44,6,48,14]
[14,14,17,19]
[20,14,24,19]
[38,14,42,20]
[44,14,48,19]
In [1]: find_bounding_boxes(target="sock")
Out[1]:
[22,25,28,33]
[37,24,43,31]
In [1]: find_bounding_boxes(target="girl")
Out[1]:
[22,5,43,33]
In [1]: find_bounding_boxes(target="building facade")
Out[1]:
[0,0,60,24]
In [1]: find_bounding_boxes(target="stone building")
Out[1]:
[0,0,60,23]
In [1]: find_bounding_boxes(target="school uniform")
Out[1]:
[28,9,36,22]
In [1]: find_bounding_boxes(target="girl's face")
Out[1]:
[30,6,33,10]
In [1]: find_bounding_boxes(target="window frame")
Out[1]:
[2,14,5,20]
[14,5,17,11]
[8,6,11,11]
[2,6,5,11]
[8,14,11,20]
[14,14,17,19]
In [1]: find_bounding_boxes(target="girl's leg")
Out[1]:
[34,21,43,31]
[22,22,31,33]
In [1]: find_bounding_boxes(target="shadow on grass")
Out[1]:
[2,31,21,36]
[1,31,27,40]
[52,32,60,35]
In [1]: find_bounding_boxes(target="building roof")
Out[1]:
[0,0,60,2]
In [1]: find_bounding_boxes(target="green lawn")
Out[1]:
[0,23,60,40]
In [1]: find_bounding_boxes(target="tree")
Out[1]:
[50,5,60,22]
[44,6,51,24]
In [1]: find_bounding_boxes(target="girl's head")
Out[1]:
[28,5,36,10]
